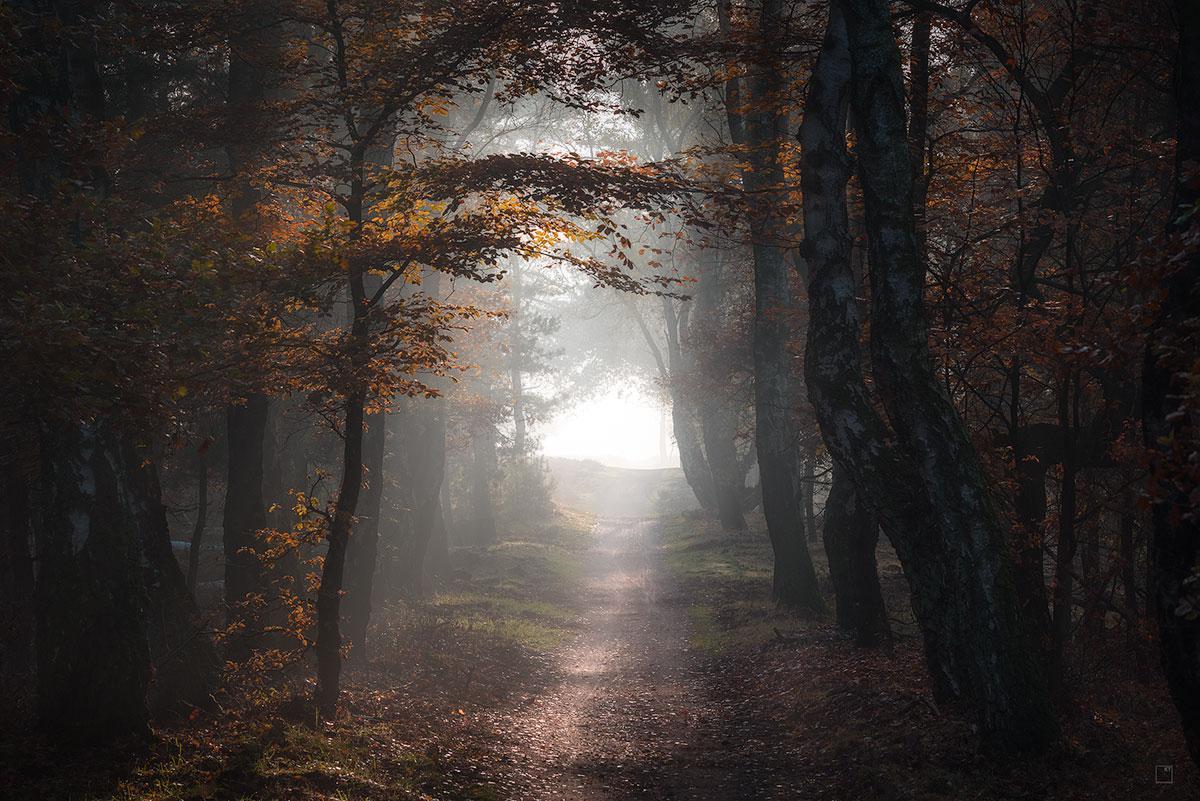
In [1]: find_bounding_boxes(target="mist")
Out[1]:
[3,1,1199,799]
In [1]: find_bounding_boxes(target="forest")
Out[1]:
[1,0,1198,798]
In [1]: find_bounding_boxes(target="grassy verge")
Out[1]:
[415,508,593,651]
[659,511,823,654]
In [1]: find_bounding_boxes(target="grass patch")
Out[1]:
[660,512,824,654]
[385,508,594,652]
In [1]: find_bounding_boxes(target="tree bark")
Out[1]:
[733,0,823,611]
[342,409,386,662]
[223,395,270,659]
[186,449,208,594]
[802,0,959,701]
[1,466,36,678]
[693,249,748,530]
[1142,0,1200,767]
[465,422,498,546]
[122,439,219,717]
[823,465,889,646]
[841,0,1057,749]
[36,422,152,743]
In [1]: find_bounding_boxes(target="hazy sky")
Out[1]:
[541,387,678,469]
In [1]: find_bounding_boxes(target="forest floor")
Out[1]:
[3,458,1198,800]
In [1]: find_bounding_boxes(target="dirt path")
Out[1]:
[494,516,771,800]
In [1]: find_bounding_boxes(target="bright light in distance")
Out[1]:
[540,387,677,469]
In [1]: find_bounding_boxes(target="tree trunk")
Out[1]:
[1142,0,1200,767]
[122,439,219,717]
[823,465,889,646]
[733,0,823,612]
[1052,376,1079,669]
[1,467,35,678]
[36,422,152,743]
[658,296,719,512]
[186,449,208,594]
[510,260,527,458]
[315,385,365,718]
[342,409,386,662]
[802,452,818,543]
[693,249,747,530]
[223,394,270,659]
[700,401,748,531]
[841,0,1057,749]
[802,0,961,702]
[465,423,498,546]
[1010,374,1053,660]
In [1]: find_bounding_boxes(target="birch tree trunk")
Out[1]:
[841,0,1057,748]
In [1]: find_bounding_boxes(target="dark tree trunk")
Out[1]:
[1052,376,1079,668]
[393,391,448,597]
[802,452,818,543]
[802,0,960,703]
[693,250,747,530]
[122,440,219,717]
[655,296,718,512]
[1,467,36,678]
[315,385,365,718]
[342,409,385,662]
[186,448,208,594]
[823,465,889,646]
[426,493,451,578]
[907,9,931,262]
[465,423,498,546]
[1142,0,1200,767]
[700,402,747,531]
[840,0,1057,749]
[223,395,270,659]
[509,260,527,457]
[36,423,151,743]
[1010,379,1053,659]
[732,0,823,611]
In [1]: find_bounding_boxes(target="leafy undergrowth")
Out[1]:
[0,509,593,801]
[661,513,1200,800]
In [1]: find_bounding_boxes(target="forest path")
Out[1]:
[494,515,766,800]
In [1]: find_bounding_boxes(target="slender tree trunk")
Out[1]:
[823,465,889,646]
[1052,375,1079,671]
[122,439,219,717]
[223,395,270,659]
[426,490,452,580]
[466,423,498,546]
[907,9,931,262]
[1,467,35,678]
[392,381,449,597]
[510,260,527,458]
[187,449,208,594]
[841,0,1057,749]
[1142,0,1200,767]
[342,410,385,662]
[315,384,365,718]
[220,17,286,661]
[656,296,718,511]
[693,250,747,530]
[733,0,823,611]
[1010,371,1053,659]
[802,452,818,543]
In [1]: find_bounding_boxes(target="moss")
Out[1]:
[661,514,820,655]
